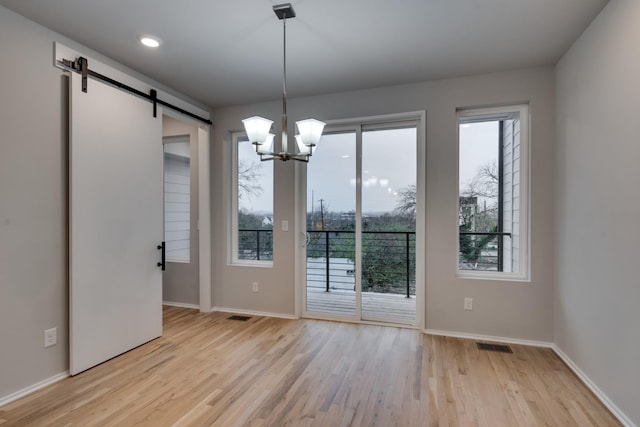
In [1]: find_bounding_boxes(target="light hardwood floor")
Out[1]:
[0,306,619,426]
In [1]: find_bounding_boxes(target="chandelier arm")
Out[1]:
[288,155,310,163]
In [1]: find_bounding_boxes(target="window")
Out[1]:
[163,136,191,262]
[231,132,274,264]
[457,105,529,280]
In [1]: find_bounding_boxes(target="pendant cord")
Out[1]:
[281,15,288,153]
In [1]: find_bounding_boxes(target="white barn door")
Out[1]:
[69,72,163,375]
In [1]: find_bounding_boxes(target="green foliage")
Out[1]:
[457,161,500,269]
[459,223,497,264]
[305,213,416,295]
[238,210,267,230]
[458,196,499,268]
[237,211,273,260]
[361,231,415,294]
[360,214,416,293]
[306,231,354,260]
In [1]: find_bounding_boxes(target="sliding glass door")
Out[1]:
[303,120,419,326]
[305,131,357,318]
[361,127,416,323]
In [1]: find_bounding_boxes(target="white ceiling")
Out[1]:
[1,0,608,108]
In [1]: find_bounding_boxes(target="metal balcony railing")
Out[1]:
[238,229,416,297]
[238,229,273,261]
[238,229,511,288]
[306,230,416,298]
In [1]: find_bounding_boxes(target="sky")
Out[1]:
[308,128,417,214]
[238,123,499,214]
[459,121,499,191]
[238,139,274,213]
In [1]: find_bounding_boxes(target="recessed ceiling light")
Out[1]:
[139,36,160,48]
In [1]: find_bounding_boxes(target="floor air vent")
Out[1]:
[228,315,252,321]
[477,342,513,353]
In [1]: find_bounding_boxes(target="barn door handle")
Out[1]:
[157,242,166,270]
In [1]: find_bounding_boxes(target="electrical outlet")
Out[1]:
[281,220,289,231]
[464,298,473,311]
[252,282,259,293]
[44,328,57,347]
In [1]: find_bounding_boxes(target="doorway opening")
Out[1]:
[161,117,201,308]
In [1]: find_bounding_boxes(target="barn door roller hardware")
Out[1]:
[59,56,212,125]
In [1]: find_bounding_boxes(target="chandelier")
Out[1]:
[242,3,325,163]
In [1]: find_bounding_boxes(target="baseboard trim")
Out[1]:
[162,301,200,310]
[551,345,636,427]
[423,328,554,348]
[212,306,296,320]
[0,371,69,408]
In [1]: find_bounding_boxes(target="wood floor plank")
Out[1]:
[0,306,621,426]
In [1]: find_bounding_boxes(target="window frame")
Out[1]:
[456,104,530,281]
[230,131,274,267]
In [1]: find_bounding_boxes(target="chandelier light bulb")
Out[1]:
[295,135,311,155]
[296,118,325,146]
[242,116,273,144]
[258,134,275,154]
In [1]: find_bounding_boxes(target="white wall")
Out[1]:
[0,6,69,400]
[211,67,556,341]
[0,6,210,402]
[555,1,640,425]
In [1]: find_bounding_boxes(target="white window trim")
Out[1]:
[456,104,530,282]
[230,131,274,267]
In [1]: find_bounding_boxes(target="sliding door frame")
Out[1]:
[297,111,426,329]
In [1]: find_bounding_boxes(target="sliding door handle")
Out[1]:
[157,241,166,271]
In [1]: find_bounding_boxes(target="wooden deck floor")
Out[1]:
[306,288,416,325]
[0,306,620,426]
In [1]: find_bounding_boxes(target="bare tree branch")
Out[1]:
[478,161,499,182]
[394,184,416,217]
[461,161,499,199]
[238,160,263,203]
